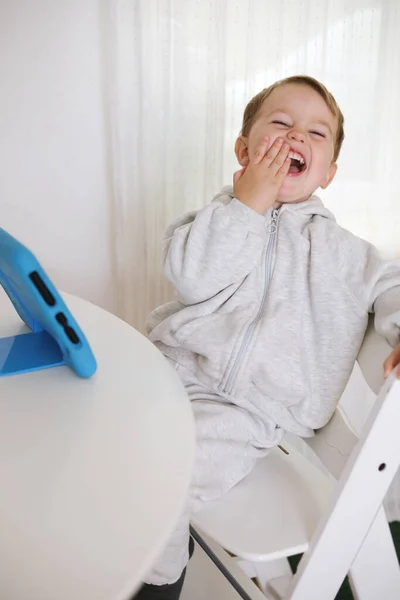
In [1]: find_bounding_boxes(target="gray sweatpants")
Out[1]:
[144,363,284,585]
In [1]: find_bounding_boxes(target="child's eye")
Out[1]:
[311,130,326,138]
[272,120,290,127]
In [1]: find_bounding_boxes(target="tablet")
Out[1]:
[0,227,97,378]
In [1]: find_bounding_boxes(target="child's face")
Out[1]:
[236,84,338,203]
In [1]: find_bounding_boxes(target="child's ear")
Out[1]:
[235,136,250,167]
[321,162,338,190]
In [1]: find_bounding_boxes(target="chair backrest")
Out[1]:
[286,320,400,600]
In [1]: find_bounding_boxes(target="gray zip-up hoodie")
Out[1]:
[147,186,400,437]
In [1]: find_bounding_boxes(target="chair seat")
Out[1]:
[192,443,334,563]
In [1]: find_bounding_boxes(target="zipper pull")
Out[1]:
[269,208,279,233]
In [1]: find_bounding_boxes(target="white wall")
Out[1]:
[0,0,114,311]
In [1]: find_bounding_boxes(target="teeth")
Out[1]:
[288,150,305,165]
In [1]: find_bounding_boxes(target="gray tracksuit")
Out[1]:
[144,186,400,585]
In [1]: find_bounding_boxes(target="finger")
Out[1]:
[233,167,246,185]
[276,156,291,179]
[383,355,393,378]
[383,349,400,378]
[262,138,288,168]
[269,142,290,175]
[251,136,270,165]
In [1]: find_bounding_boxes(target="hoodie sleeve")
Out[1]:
[371,263,400,347]
[340,230,400,347]
[162,194,267,305]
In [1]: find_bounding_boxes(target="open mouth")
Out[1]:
[288,150,306,174]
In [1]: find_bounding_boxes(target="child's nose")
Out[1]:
[288,129,306,143]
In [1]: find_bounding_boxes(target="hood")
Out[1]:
[283,193,336,221]
[220,185,336,222]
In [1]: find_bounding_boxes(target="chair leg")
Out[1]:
[349,506,400,600]
[235,557,293,599]
[265,575,292,600]
[244,559,293,597]
[190,526,270,600]
[236,557,292,588]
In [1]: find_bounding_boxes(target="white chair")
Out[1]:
[189,319,400,600]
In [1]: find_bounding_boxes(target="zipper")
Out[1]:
[223,207,280,395]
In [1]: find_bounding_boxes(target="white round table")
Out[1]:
[0,289,194,600]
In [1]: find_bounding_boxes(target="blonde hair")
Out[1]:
[241,75,344,162]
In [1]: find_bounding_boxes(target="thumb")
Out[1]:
[233,167,246,185]
[383,346,400,378]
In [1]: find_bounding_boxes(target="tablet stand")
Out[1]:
[0,275,65,377]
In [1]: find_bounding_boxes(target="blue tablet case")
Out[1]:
[0,227,97,378]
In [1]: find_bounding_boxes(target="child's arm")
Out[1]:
[333,226,400,378]
[354,241,400,378]
[373,282,400,379]
[162,196,267,305]
[162,137,289,305]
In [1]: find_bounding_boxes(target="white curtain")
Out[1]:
[105,0,400,519]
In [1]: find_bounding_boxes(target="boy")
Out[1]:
[136,75,400,600]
